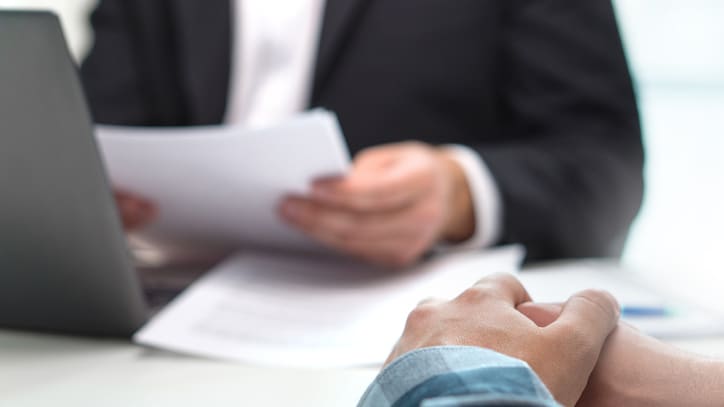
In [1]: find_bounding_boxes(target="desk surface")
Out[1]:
[4,258,724,407]
[3,331,724,406]
[0,330,378,407]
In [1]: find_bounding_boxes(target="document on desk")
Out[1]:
[519,262,724,339]
[134,246,524,368]
[96,110,350,258]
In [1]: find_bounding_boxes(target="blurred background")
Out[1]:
[1,0,722,306]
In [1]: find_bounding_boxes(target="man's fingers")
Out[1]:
[278,196,436,266]
[311,143,442,212]
[279,200,426,266]
[312,165,430,212]
[457,273,532,307]
[549,289,620,347]
[279,197,421,240]
[331,237,419,267]
[115,191,157,231]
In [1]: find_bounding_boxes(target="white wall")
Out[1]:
[615,0,724,86]
[611,1,724,308]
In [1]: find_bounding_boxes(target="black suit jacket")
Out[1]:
[80,0,644,261]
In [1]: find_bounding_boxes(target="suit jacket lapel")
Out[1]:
[171,0,232,125]
[312,0,370,100]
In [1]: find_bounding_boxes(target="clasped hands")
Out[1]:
[386,273,658,407]
[386,274,619,406]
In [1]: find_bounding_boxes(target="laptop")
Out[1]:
[0,11,149,336]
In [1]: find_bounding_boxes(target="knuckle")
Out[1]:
[417,297,440,307]
[576,289,621,319]
[473,273,518,294]
[406,304,439,327]
[456,285,491,303]
[480,272,519,286]
[498,272,521,284]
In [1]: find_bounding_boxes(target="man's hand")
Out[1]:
[386,274,620,407]
[279,142,475,267]
[519,302,724,407]
[114,189,157,231]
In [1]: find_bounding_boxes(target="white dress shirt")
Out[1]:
[225,0,502,248]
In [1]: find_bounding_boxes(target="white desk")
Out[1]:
[0,330,378,407]
[4,257,724,407]
[2,330,724,407]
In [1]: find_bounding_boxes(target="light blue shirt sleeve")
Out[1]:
[357,346,562,407]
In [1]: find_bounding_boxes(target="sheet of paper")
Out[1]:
[519,261,724,339]
[96,110,350,259]
[134,246,524,368]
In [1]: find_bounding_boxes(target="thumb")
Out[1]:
[353,145,402,172]
[551,289,620,344]
[544,290,620,406]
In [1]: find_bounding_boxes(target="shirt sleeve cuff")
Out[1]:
[357,346,558,407]
[441,145,503,250]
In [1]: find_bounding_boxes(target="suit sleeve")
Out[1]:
[80,0,147,124]
[478,0,644,261]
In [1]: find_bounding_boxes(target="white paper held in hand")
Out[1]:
[134,246,525,368]
[96,110,350,259]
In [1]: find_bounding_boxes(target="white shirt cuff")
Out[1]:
[441,145,503,250]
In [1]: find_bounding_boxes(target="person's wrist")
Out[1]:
[436,149,475,242]
[631,356,724,407]
[678,358,724,407]
[580,323,724,407]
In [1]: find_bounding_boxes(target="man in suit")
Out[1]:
[81,0,644,265]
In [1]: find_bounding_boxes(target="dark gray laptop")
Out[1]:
[0,11,148,336]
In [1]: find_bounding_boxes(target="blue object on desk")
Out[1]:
[621,305,672,318]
